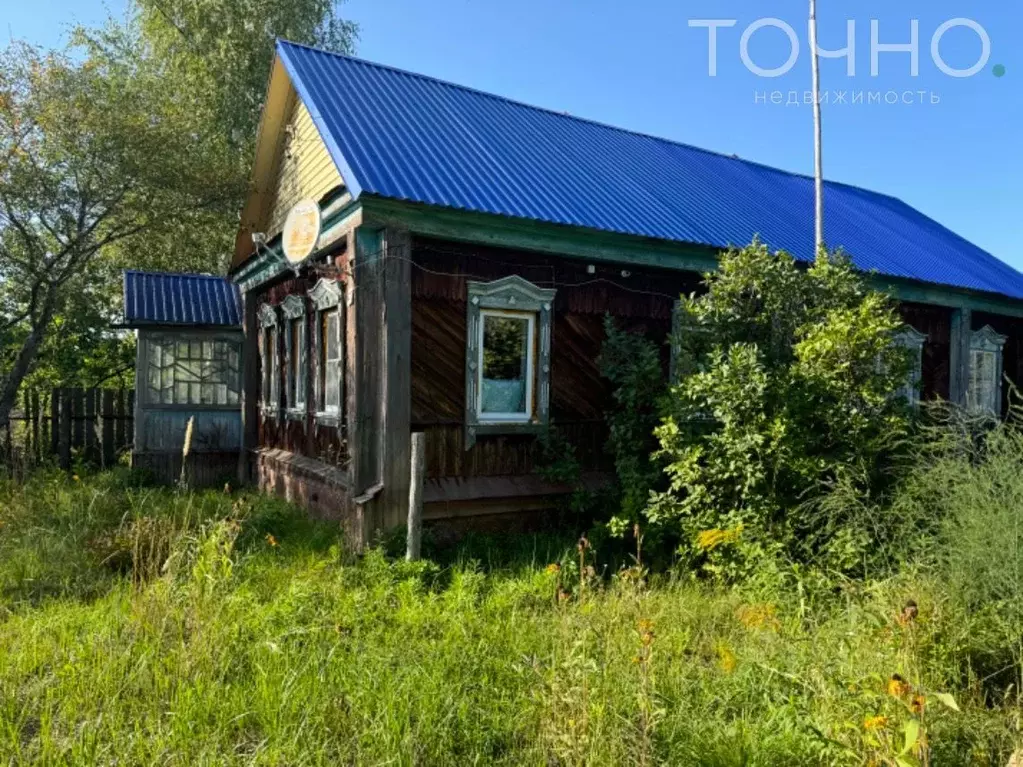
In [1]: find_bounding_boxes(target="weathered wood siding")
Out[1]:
[262,96,344,239]
[410,236,702,480]
[899,302,953,401]
[253,247,350,469]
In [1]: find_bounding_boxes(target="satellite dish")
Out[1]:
[282,199,321,266]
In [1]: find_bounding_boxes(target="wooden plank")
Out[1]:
[101,390,115,467]
[71,387,84,451]
[31,390,40,463]
[49,390,58,456]
[240,290,259,484]
[58,388,72,470]
[114,389,126,453]
[406,432,425,561]
[84,388,97,462]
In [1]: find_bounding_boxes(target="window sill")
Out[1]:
[472,421,546,437]
[314,412,341,427]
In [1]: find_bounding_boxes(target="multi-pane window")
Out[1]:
[258,303,279,413]
[478,310,535,422]
[320,308,342,413]
[309,279,344,419]
[281,295,307,414]
[465,276,556,447]
[968,325,1007,417]
[146,338,241,406]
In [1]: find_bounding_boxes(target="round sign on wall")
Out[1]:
[282,199,321,265]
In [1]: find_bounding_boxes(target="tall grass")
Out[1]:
[0,470,1018,764]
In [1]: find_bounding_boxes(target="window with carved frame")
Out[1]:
[309,278,344,423]
[968,325,1007,418]
[281,295,307,417]
[258,303,280,415]
[464,276,556,449]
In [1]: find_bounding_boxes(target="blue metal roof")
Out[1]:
[123,271,242,327]
[277,39,1023,301]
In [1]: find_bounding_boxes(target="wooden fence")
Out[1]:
[2,388,134,469]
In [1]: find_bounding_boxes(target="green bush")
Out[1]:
[646,241,915,575]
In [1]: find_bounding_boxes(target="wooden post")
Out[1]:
[49,390,58,457]
[31,390,40,464]
[58,388,72,470]
[950,307,973,406]
[101,390,115,468]
[84,388,97,463]
[406,432,425,561]
[179,416,195,488]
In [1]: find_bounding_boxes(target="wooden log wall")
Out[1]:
[253,248,349,469]
[409,236,703,480]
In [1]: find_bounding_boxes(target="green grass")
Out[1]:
[0,470,1018,765]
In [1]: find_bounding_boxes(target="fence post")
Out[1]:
[406,432,425,561]
[101,390,115,468]
[31,390,40,464]
[58,388,72,470]
[84,388,98,463]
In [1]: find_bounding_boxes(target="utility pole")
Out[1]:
[809,0,825,254]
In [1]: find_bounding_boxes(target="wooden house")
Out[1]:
[225,40,1023,545]
[122,271,244,485]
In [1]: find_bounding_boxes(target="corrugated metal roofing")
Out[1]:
[123,271,242,327]
[277,39,1023,301]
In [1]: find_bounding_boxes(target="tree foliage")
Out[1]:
[645,241,914,571]
[0,1,357,422]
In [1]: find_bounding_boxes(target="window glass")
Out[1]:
[321,309,341,412]
[287,318,302,408]
[148,337,241,407]
[969,349,998,414]
[480,312,532,419]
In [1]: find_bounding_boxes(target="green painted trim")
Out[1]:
[874,276,1023,319]
[232,200,363,292]
[362,196,1023,320]
[360,196,721,274]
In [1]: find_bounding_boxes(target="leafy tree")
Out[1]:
[0,39,239,428]
[645,240,914,571]
[597,316,667,537]
[0,1,357,423]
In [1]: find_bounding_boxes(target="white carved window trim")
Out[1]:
[465,275,556,449]
[894,326,928,408]
[309,278,344,425]
[281,294,307,418]
[968,325,1007,418]
[258,303,280,417]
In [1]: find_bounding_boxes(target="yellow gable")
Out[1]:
[234,57,345,268]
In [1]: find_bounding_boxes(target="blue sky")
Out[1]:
[9,0,1021,272]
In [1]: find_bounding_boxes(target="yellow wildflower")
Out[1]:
[72,475,80,482]
[863,715,888,731]
[265,533,278,548]
[887,674,910,698]
[716,644,737,674]
[545,563,561,575]
[696,524,744,552]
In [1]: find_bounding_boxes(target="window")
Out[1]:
[258,303,279,414]
[894,326,927,407]
[309,278,344,420]
[145,337,241,406]
[465,275,556,448]
[479,310,535,421]
[967,325,1007,417]
[281,295,307,415]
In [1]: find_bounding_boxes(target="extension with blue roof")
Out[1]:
[274,39,1023,301]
